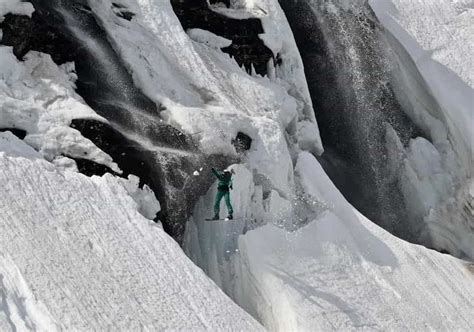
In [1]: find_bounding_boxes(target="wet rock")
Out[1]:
[171,0,274,75]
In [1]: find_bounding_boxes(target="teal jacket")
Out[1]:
[212,168,233,192]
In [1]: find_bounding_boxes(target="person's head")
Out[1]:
[224,168,235,175]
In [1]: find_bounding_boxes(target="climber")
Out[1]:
[210,167,235,220]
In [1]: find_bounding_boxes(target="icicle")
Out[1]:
[250,63,257,77]
[267,58,276,80]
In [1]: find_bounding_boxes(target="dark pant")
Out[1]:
[214,190,233,217]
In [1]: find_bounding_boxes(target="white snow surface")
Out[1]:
[0,134,262,331]
[187,28,233,49]
[370,0,473,171]
[187,153,474,330]
[370,0,474,88]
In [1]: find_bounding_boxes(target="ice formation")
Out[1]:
[371,0,474,258]
[0,0,473,330]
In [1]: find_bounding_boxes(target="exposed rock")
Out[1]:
[171,0,274,75]
[232,131,252,153]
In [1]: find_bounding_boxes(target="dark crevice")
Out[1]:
[115,11,135,21]
[232,132,252,153]
[69,156,119,177]
[170,0,273,75]
[0,128,27,140]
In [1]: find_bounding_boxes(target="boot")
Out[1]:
[211,214,220,220]
[226,214,233,220]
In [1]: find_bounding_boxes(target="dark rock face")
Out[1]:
[1,13,76,64]
[233,132,252,153]
[72,157,119,177]
[171,0,274,75]
[278,0,425,241]
[0,128,27,139]
[209,0,230,7]
[0,0,235,243]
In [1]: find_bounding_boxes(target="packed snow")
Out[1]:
[0,133,262,330]
[0,47,120,173]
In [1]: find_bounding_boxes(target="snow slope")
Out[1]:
[237,152,473,330]
[198,152,474,330]
[184,155,474,330]
[0,132,262,330]
[370,0,474,258]
[1,0,473,330]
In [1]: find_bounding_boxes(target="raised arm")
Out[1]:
[211,167,224,180]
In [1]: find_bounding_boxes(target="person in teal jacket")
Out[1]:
[210,167,235,220]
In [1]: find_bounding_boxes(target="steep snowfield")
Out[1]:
[369,0,474,258]
[186,152,474,330]
[0,133,262,330]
